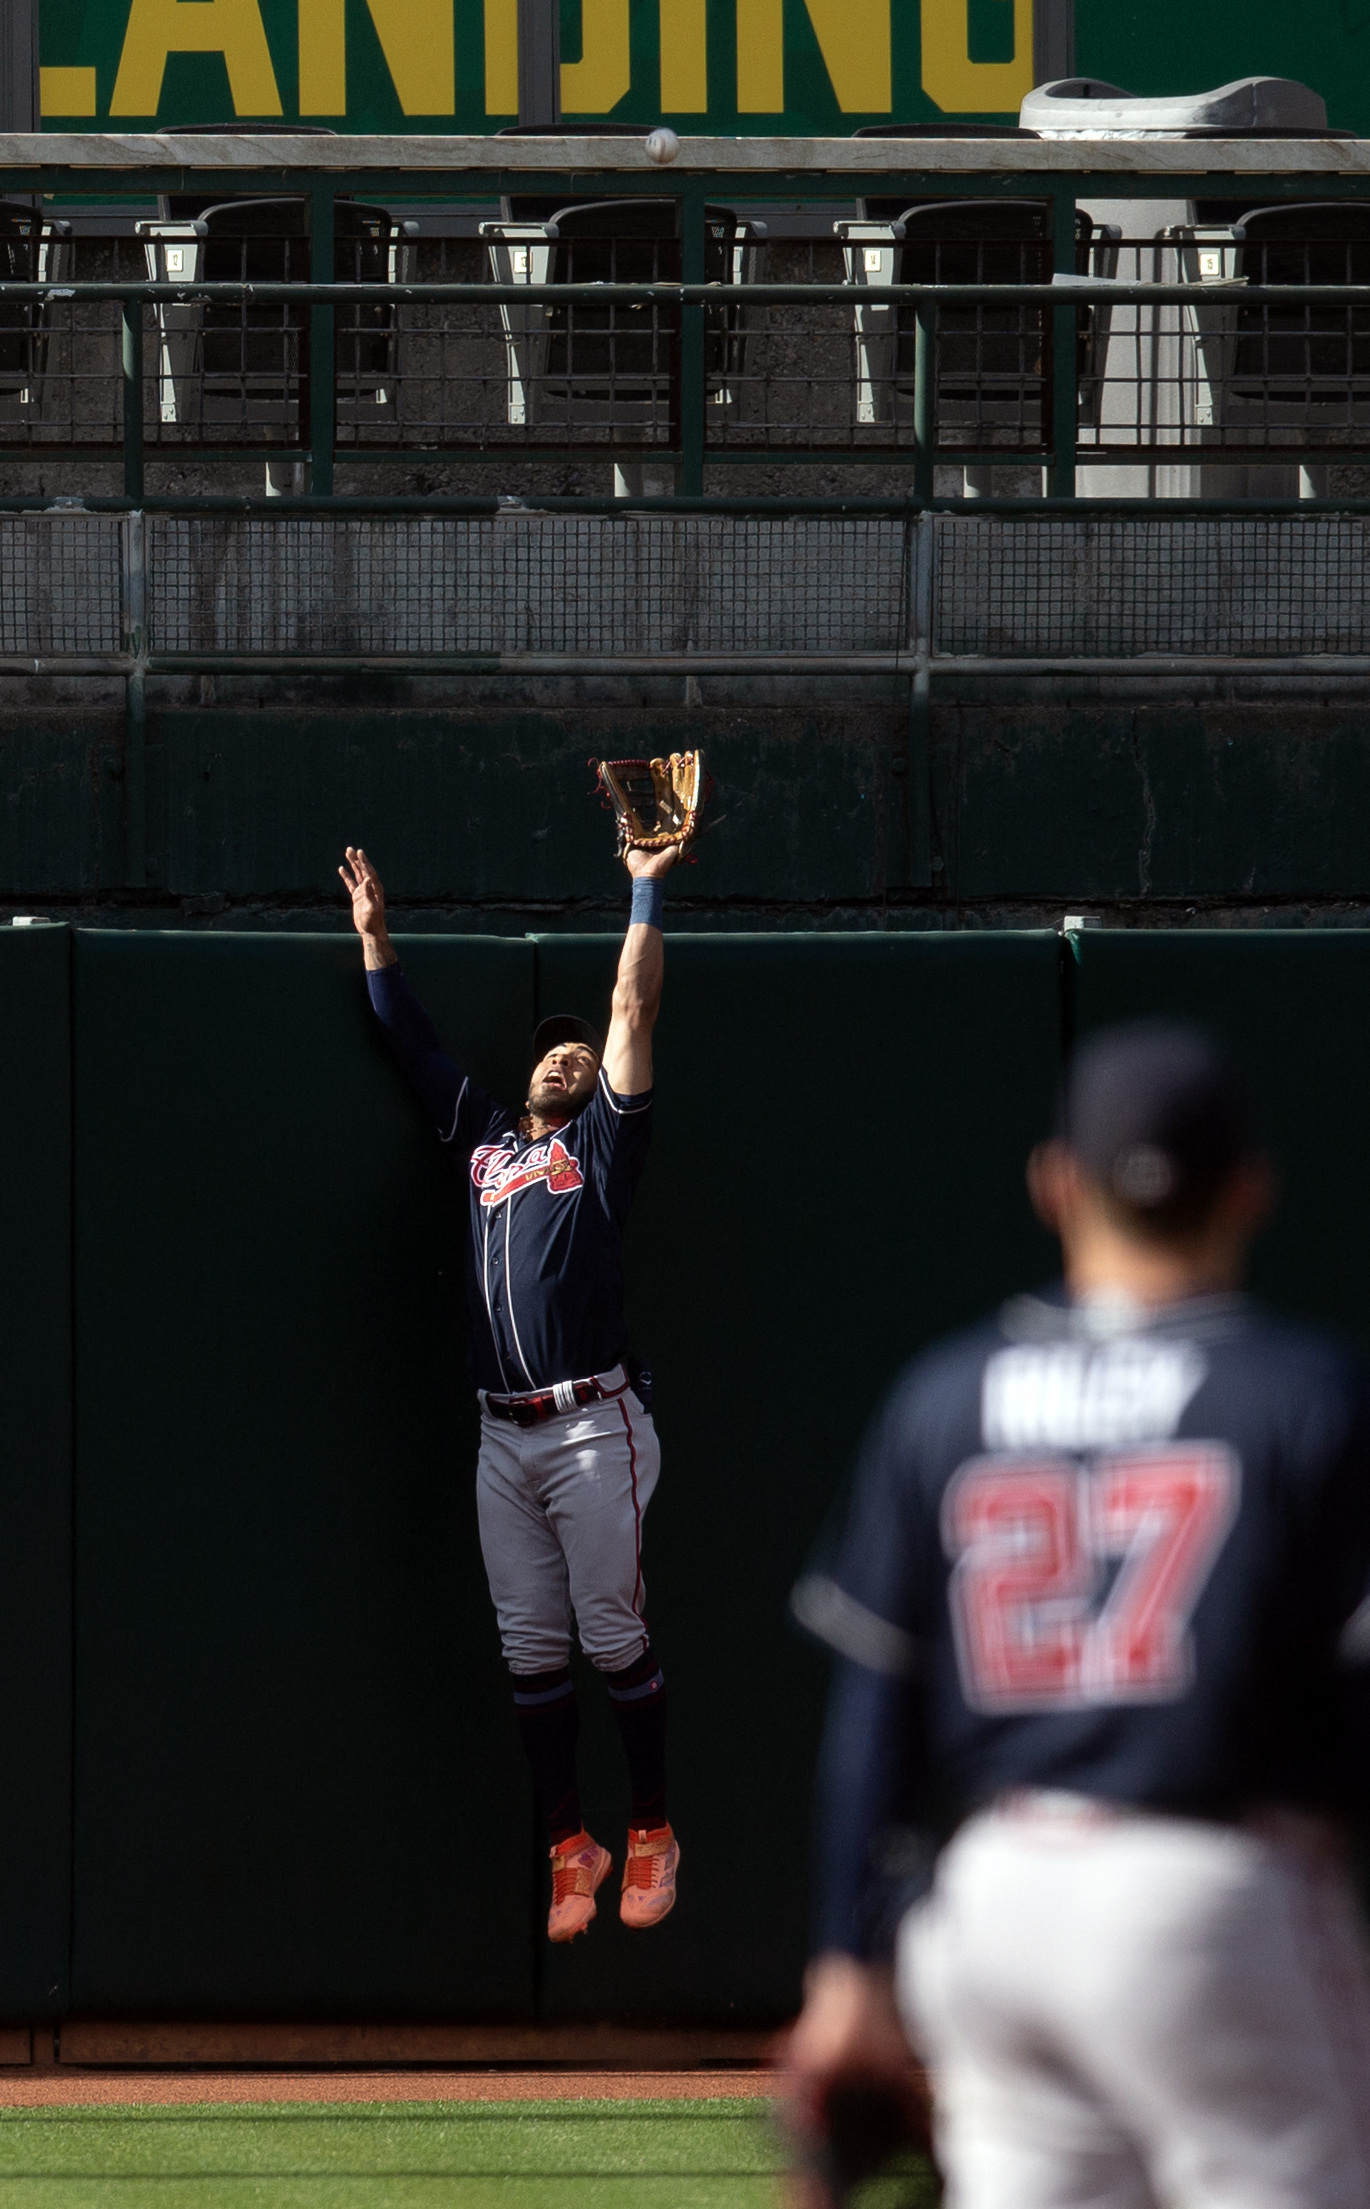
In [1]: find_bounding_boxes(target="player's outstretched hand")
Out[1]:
[625,844,680,882]
[779,1954,931,2207]
[339,846,387,937]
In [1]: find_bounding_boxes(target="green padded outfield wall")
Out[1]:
[64,927,1058,2021]
[0,923,1360,2022]
[1073,932,1370,1359]
[0,926,72,2024]
[71,931,537,2017]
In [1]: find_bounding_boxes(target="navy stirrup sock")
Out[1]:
[605,1646,668,1830]
[511,1666,582,1847]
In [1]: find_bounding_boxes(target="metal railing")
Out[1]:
[2,135,1370,496]
[10,275,1370,499]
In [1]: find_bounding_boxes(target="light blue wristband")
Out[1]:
[631,876,665,930]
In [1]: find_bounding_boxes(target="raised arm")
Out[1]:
[339,845,397,971]
[602,846,677,1097]
[341,845,471,1142]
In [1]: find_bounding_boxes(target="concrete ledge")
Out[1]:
[4,132,1370,176]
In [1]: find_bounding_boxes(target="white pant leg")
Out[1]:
[475,1414,575,1672]
[1098,1820,1370,2209]
[901,1862,1157,2209]
[900,1805,1370,2209]
[530,1390,660,1673]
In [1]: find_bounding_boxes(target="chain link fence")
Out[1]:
[5,509,1370,664]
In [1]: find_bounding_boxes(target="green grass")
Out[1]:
[0,2098,940,2209]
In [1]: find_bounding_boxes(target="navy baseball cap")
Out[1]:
[1059,1019,1250,1218]
[532,1014,603,1060]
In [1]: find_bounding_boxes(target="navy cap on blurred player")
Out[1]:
[1058,1018,1251,1231]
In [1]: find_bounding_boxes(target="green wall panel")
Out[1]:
[157,711,887,910]
[32,923,1370,2020]
[1077,0,1370,137]
[0,926,72,2022]
[942,708,1370,907]
[532,931,1060,2020]
[1073,931,1370,1356]
[0,719,123,901]
[71,931,537,2016]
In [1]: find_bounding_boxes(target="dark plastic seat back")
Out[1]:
[199,197,400,387]
[888,201,1091,414]
[1234,203,1370,391]
[541,200,738,389]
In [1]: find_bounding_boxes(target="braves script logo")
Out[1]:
[472,1138,585,1208]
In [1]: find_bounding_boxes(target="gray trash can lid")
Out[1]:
[1020,75,1330,136]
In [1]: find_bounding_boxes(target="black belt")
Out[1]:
[483,1374,623,1428]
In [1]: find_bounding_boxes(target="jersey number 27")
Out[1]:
[942,1444,1240,1711]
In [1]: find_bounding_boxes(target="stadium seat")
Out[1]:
[0,201,71,423]
[137,187,415,480]
[834,198,1116,488]
[480,196,765,453]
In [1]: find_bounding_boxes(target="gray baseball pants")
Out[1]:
[899,1796,1370,2208]
[475,1370,660,1675]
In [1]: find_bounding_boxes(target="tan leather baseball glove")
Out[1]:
[594,751,705,857]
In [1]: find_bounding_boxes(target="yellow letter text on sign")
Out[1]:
[738,0,887,113]
[800,0,889,110]
[920,0,1033,113]
[484,0,518,111]
[660,0,707,110]
[40,67,99,115]
[110,0,283,114]
[364,0,456,113]
[298,0,346,111]
[561,0,631,111]
[736,0,783,111]
[301,0,454,115]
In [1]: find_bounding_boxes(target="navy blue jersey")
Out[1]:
[801,1287,1370,1957]
[368,963,652,1393]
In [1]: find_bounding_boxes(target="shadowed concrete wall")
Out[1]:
[5,688,1370,930]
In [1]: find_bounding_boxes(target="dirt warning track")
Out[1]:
[0,2067,773,2108]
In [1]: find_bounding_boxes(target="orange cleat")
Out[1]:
[620,1823,680,1929]
[547,1830,612,1943]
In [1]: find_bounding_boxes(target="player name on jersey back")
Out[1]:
[981,1338,1208,1451]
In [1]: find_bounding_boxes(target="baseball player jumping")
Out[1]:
[786,1019,1370,2207]
[339,841,679,1944]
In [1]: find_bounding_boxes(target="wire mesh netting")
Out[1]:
[934,517,1370,656]
[6,510,1370,664]
[146,515,913,655]
[0,515,122,653]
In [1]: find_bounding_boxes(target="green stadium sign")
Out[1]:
[33,0,1370,137]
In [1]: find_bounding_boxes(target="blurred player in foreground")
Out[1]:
[786,1019,1370,2208]
[340,841,680,1943]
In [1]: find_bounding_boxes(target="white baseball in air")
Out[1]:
[645,126,680,164]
